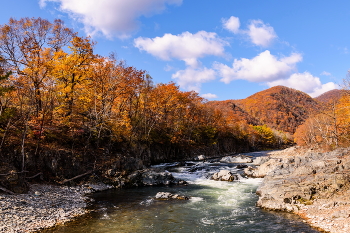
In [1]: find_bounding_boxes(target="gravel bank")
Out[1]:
[0,183,112,233]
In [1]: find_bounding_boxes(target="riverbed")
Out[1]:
[42,159,320,233]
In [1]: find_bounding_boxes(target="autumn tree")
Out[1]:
[52,36,96,130]
[0,17,74,116]
[294,97,346,149]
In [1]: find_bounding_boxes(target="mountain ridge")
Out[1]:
[209,85,326,133]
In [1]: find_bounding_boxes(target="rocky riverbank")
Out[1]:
[250,147,350,233]
[0,168,186,233]
[0,182,112,233]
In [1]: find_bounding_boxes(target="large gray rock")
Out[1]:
[194,155,206,161]
[244,159,282,178]
[103,168,187,188]
[255,147,350,232]
[220,155,253,163]
[127,169,187,187]
[211,170,238,182]
[155,192,189,200]
[252,156,271,165]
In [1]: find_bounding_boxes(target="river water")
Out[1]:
[43,159,320,233]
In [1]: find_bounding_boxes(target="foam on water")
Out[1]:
[189,196,204,202]
[140,198,154,206]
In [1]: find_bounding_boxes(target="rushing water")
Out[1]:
[43,159,320,233]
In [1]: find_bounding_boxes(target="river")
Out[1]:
[42,158,320,233]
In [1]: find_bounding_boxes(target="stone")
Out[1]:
[211,170,238,182]
[252,156,270,165]
[34,191,41,196]
[194,155,206,161]
[220,155,253,163]
[125,169,187,187]
[155,192,189,200]
[244,159,282,178]
[236,164,248,169]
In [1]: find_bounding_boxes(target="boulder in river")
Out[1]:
[252,156,271,165]
[211,170,238,182]
[194,155,206,161]
[220,155,253,163]
[127,169,187,187]
[155,192,189,200]
[244,158,282,178]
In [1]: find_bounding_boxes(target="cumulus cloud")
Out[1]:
[172,67,217,93]
[135,31,228,67]
[201,93,218,99]
[222,16,240,34]
[223,17,277,47]
[247,20,277,47]
[267,72,339,97]
[215,50,302,84]
[39,0,182,38]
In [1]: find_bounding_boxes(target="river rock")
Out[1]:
[244,158,282,178]
[255,147,350,233]
[220,155,253,163]
[211,170,238,182]
[194,155,206,161]
[252,156,271,165]
[127,169,186,187]
[155,192,189,200]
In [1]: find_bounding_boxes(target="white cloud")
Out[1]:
[135,31,228,67]
[172,67,217,93]
[40,0,182,39]
[201,93,218,99]
[247,20,277,47]
[222,16,240,34]
[267,72,339,97]
[215,50,302,84]
[321,71,331,76]
[310,82,339,97]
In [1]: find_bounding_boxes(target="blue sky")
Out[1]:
[1,0,349,100]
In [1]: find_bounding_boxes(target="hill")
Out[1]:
[315,89,345,103]
[209,86,320,134]
[207,99,261,126]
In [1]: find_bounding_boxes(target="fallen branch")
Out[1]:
[0,185,15,195]
[26,172,43,180]
[59,171,93,184]
[0,171,29,176]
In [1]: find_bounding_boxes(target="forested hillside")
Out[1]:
[294,88,350,149]
[210,86,320,134]
[314,89,345,103]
